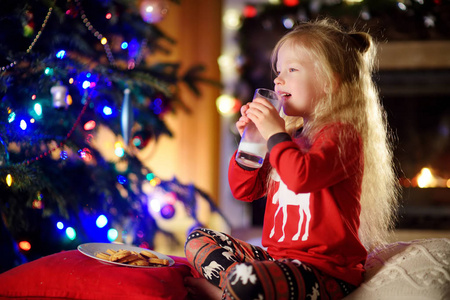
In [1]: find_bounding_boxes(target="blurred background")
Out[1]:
[1,0,449,273]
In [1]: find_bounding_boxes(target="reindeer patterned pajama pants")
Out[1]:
[185,228,356,300]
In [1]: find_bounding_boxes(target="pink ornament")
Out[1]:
[139,0,169,24]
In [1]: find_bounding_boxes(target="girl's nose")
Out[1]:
[274,75,283,85]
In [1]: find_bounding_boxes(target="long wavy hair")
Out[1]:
[270,19,400,251]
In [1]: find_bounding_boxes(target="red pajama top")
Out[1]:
[228,123,367,286]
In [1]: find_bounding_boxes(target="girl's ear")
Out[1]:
[323,73,340,95]
[329,73,341,94]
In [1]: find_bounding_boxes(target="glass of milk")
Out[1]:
[235,88,282,169]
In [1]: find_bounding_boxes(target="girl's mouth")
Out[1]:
[279,92,291,101]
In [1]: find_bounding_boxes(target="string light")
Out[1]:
[74,0,115,65]
[20,89,93,166]
[1,7,53,72]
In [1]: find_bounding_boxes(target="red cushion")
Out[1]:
[0,250,200,299]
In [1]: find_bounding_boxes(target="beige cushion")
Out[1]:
[344,238,450,300]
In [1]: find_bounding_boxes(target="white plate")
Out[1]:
[77,243,175,268]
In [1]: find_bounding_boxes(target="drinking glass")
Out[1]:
[235,88,282,168]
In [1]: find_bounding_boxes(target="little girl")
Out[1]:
[184,18,399,300]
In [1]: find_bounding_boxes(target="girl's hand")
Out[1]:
[246,97,286,140]
[235,103,250,136]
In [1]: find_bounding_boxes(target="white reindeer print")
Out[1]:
[306,282,320,300]
[229,264,257,285]
[222,251,236,262]
[203,261,224,280]
[270,173,311,242]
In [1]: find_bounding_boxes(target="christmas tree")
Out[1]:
[0,0,224,271]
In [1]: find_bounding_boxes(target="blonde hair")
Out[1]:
[271,19,399,251]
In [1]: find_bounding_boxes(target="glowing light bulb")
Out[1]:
[65,227,76,240]
[66,94,73,105]
[103,106,113,116]
[57,222,64,230]
[56,50,66,59]
[107,228,118,242]
[115,147,125,157]
[96,215,108,228]
[82,81,91,89]
[83,120,96,131]
[6,174,12,187]
[20,119,27,130]
[8,112,15,123]
[114,142,125,157]
[34,103,42,116]
[19,241,31,251]
[117,175,127,184]
[44,67,54,76]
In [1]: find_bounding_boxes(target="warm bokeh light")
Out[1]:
[19,241,31,251]
[66,94,73,105]
[216,94,240,116]
[32,199,43,209]
[283,0,299,6]
[243,5,257,18]
[223,9,241,30]
[417,167,433,188]
[343,0,364,3]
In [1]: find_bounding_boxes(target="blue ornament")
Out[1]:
[121,88,133,146]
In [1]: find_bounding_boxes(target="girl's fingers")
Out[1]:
[252,97,275,109]
[240,103,250,115]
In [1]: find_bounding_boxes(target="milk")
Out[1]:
[236,141,267,169]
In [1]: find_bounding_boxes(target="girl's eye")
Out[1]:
[289,68,297,72]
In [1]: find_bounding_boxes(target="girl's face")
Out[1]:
[274,42,325,120]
